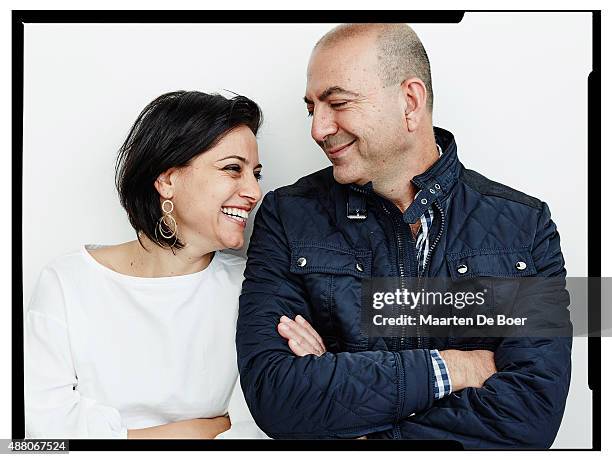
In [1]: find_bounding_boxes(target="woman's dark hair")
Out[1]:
[115,90,263,250]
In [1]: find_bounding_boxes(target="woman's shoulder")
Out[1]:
[83,242,132,272]
[212,251,247,283]
[214,250,247,268]
[39,243,136,289]
[28,246,100,323]
[42,245,92,274]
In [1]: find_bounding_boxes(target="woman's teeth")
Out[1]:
[221,207,249,222]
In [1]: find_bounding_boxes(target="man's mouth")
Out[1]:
[326,140,356,158]
[221,207,249,226]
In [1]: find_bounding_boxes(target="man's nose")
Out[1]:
[310,106,338,143]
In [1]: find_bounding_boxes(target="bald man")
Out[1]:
[237,24,571,447]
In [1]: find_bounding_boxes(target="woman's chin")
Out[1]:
[221,234,244,250]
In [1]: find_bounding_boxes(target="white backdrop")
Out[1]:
[22,13,592,447]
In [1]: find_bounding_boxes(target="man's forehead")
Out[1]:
[305,39,378,99]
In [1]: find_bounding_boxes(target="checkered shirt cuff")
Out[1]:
[430,349,453,399]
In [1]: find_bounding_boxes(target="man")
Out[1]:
[237,23,571,447]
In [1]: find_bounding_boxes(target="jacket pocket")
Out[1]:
[289,243,372,351]
[289,243,371,278]
[445,246,536,280]
[443,246,535,351]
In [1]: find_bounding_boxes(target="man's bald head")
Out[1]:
[314,23,434,113]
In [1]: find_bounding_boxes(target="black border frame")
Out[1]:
[12,9,601,451]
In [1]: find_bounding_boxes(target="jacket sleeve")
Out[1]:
[215,378,269,439]
[25,267,128,439]
[370,202,573,448]
[237,191,435,439]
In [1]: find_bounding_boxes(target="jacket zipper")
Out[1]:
[380,201,408,352]
[381,200,410,441]
[396,214,409,350]
[372,190,447,441]
[415,200,446,349]
[380,197,446,350]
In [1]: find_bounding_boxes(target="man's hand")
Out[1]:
[439,349,497,392]
[277,315,326,356]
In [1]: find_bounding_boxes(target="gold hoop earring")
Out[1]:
[155,199,178,247]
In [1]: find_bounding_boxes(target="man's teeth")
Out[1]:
[221,207,249,220]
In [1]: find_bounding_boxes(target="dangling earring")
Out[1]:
[155,199,178,248]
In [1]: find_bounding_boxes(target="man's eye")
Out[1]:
[330,102,348,109]
[254,171,263,181]
[306,107,314,118]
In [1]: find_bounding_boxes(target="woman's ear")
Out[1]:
[154,168,178,199]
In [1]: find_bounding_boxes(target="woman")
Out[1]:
[25,91,267,439]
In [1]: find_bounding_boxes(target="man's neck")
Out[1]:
[374,135,440,213]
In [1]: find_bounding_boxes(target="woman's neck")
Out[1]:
[124,237,214,278]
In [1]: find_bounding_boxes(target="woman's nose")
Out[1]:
[241,173,262,204]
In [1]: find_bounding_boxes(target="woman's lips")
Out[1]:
[222,212,247,228]
[327,140,356,159]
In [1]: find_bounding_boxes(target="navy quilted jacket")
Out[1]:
[237,127,572,447]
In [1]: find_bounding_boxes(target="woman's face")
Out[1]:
[158,125,263,251]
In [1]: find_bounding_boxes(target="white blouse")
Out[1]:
[25,245,266,439]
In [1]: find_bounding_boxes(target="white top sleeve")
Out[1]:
[25,267,128,439]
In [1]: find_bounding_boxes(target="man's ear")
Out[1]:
[154,168,178,199]
[400,78,428,132]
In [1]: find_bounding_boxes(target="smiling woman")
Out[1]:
[147,124,263,253]
[24,91,269,439]
[115,91,263,254]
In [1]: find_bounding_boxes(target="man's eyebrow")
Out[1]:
[303,86,361,104]
[217,155,263,169]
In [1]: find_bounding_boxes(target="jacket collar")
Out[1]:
[347,126,460,223]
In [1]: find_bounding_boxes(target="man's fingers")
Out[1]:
[278,322,322,355]
[278,317,303,343]
[277,323,294,340]
[288,339,310,357]
[287,337,322,357]
[295,315,326,350]
[278,320,324,355]
[285,319,325,355]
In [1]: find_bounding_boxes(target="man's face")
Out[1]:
[304,34,409,185]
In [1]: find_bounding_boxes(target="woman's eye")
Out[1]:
[254,171,263,182]
[224,164,242,173]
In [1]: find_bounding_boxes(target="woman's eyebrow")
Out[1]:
[217,155,248,164]
[217,155,262,169]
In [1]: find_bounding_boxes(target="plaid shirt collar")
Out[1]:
[415,144,442,275]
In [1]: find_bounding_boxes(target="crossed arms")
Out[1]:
[236,191,572,447]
